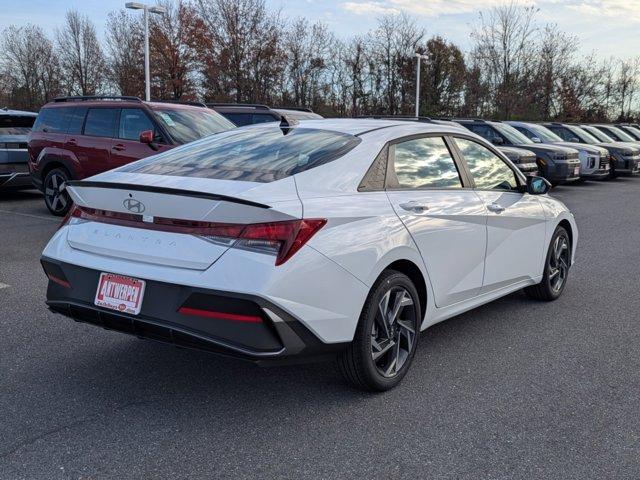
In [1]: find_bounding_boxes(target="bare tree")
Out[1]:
[194,0,285,103]
[470,2,538,118]
[1,24,62,110]
[56,10,105,95]
[105,10,145,97]
[148,0,200,99]
[419,36,466,116]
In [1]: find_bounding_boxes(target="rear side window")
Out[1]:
[84,108,118,138]
[388,137,462,189]
[32,108,70,134]
[66,107,87,134]
[222,112,253,126]
[119,126,361,182]
[119,108,155,140]
[0,115,35,135]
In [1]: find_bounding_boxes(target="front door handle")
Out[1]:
[399,202,429,213]
[487,203,506,213]
[66,138,77,146]
[112,144,126,152]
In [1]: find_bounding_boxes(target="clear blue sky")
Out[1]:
[1,0,638,60]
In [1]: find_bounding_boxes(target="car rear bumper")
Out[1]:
[42,256,348,365]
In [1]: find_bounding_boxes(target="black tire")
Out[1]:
[337,270,421,391]
[43,167,72,216]
[524,225,571,301]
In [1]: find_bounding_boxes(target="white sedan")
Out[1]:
[41,118,577,391]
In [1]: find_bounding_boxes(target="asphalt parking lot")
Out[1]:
[1,179,640,480]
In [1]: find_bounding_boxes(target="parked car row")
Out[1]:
[2,95,639,216]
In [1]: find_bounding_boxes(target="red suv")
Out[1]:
[28,96,234,215]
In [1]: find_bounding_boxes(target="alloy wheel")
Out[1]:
[370,286,417,378]
[45,172,69,214]
[549,235,569,293]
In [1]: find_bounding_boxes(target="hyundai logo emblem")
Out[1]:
[123,198,146,214]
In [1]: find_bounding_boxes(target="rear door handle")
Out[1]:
[487,203,505,213]
[66,138,77,146]
[112,144,126,151]
[399,202,429,213]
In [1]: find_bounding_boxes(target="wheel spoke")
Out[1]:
[377,290,391,338]
[58,194,67,208]
[372,340,395,361]
[51,195,59,210]
[45,188,54,196]
[397,319,415,334]
[51,175,58,189]
[549,268,559,280]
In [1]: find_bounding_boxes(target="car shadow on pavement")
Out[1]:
[0,189,41,202]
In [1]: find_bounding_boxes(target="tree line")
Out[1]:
[1,0,639,122]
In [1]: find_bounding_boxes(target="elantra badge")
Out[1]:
[123,198,146,214]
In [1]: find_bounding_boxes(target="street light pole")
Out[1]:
[415,53,427,118]
[125,2,167,101]
[415,54,421,117]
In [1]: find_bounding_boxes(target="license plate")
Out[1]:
[605,164,610,170]
[94,273,146,315]
[574,166,580,176]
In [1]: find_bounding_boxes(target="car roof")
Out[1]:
[295,118,471,136]
[0,107,37,117]
[43,98,205,112]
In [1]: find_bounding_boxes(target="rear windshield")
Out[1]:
[0,115,36,135]
[119,126,361,182]
[152,108,234,144]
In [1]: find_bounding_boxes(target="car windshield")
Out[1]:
[581,126,614,143]
[0,127,32,135]
[623,126,640,139]
[528,124,563,143]
[119,126,362,182]
[0,115,35,135]
[604,126,636,142]
[152,107,234,144]
[493,123,533,144]
[564,125,599,144]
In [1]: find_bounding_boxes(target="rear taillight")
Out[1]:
[238,219,327,265]
[64,205,326,265]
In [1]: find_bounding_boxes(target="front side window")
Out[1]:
[388,136,462,189]
[119,126,361,182]
[455,137,519,191]
[153,108,234,144]
[600,126,635,142]
[119,108,155,141]
[84,108,119,138]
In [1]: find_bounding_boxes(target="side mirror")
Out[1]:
[532,137,542,143]
[492,136,504,146]
[139,130,154,144]
[526,175,551,195]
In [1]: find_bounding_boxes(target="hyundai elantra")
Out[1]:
[41,118,577,391]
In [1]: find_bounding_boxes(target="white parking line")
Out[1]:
[0,283,10,290]
[0,209,59,222]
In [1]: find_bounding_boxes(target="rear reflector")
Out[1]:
[178,307,263,323]
[63,206,326,265]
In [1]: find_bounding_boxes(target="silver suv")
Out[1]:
[0,108,38,190]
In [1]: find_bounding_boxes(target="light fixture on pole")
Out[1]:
[415,52,428,117]
[125,2,167,101]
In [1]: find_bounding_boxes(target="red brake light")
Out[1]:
[240,219,327,265]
